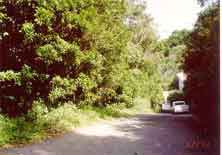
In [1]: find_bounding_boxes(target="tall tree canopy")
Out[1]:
[150,29,190,90]
[0,0,131,116]
[0,0,163,116]
[183,3,219,132]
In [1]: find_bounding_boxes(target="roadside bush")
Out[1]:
[153,103,162,113]
[95,88,117,107]
[118,94,134,108]
[26,99,48,121]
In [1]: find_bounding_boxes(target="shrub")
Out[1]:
[95,88,117,107]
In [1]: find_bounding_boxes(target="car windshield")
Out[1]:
[174,102,185,105]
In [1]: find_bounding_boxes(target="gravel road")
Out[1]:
[0,113,219,155]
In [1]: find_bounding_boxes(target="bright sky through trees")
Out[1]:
[146,0,202,39]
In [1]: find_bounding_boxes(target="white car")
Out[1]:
[161,103,173,112]
[172,101,189,113]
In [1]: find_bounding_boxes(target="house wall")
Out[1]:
[176,72,187,91]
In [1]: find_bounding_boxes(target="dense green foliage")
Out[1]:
[151,29,190,90]
[0,0,218,147]
[0,98,152,146]
[167,90,185,104]
[182,3,219,132]
[0,0,163,118]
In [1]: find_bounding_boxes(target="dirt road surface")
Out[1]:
[0,113,218,155]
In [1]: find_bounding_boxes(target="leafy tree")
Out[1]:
[123,0,164,109]
[126,0,157,53]
[150,29,190,91]
[0,0,164,116]
[182,3,219,132]
[166,29,190,48]
[0,0,131,116]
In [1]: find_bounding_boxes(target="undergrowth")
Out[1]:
[0,98,154,148]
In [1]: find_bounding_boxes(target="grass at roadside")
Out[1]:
[0,98,154,148]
